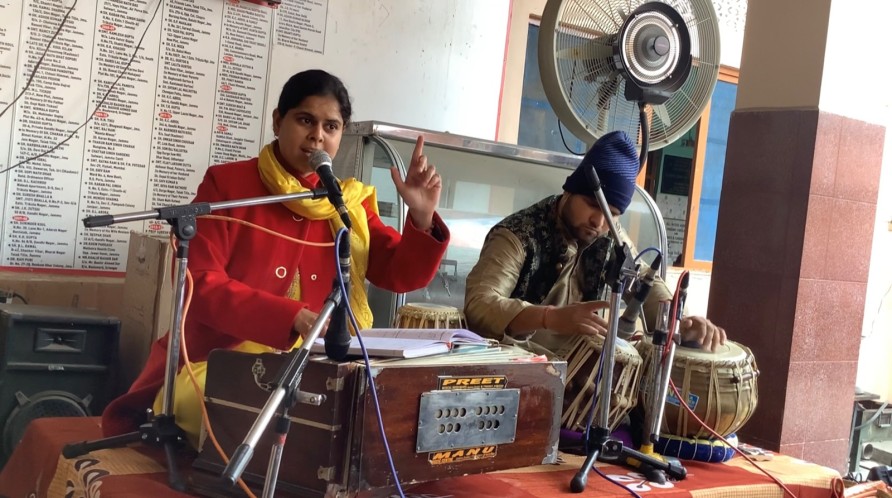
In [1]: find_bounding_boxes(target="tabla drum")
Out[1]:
[394,303,466,329]
[562,335,643,432]
[638,339,759,439]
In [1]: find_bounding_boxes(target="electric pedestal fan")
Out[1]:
[539,0,720,160]
[537,0,721,492]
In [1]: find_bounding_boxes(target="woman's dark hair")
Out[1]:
[277,69,352,124]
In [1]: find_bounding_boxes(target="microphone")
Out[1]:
[309,150,352,229]
[675,272,700,349]
[617,254,663,339]
[324,231,352,360]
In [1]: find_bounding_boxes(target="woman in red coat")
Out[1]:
[102,69,450,445]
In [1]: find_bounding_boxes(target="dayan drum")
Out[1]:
[562,334,643,432]
[395,302,467,329]
[638,339,759,439]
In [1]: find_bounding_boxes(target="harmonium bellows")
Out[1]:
[192,349,566,497]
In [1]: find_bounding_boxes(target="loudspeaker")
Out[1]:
[0,304,119,467]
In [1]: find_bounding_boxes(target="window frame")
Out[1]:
[676,65,739,270]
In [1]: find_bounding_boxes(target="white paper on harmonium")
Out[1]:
[310,328,499,359]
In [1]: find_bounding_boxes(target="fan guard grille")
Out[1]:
[539,0,720,150]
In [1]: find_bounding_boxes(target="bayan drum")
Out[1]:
[395,302,466,329]
[562,335,643,432]
[639,339,759,439]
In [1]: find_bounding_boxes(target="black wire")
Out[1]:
[558,57,586,156]
[638,102,649,171]
[844,472,864,482]
[558,119,585,156]
[0,0,79,121]
[0,0,164,175]
[592,466,645,498]
[867,280,892,338]
[12,292,28,305]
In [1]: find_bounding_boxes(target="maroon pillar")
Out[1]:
[708,109,885,471]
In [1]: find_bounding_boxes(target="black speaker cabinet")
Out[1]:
[0,304,119,466]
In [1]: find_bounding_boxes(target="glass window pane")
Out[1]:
[517,24,587,154]
[693,80,738,261]
[652,133,696,266]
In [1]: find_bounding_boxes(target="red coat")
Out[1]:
[102,157,450,436]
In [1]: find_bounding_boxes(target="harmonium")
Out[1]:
[191,348,566,497]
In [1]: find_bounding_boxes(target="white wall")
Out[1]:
[0,0,510,272]
[857,120,892,400]
[822,0,892,401]
[713,0,747,69]
[821,0,892,125]
[264,0,510,144]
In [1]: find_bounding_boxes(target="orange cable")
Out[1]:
[199,214,334,247]
[166,234,258,498]
[162,211,346,496]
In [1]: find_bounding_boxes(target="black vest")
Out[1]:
[491,195,612,305]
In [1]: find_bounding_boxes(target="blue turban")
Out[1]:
[562,131,639,214]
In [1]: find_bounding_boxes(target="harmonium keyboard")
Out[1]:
[191,347,566,497]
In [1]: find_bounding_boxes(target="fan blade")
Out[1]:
[596,74,621,111]
[652,104,671,127]
[595,73,622,132]
[554,39,613,61]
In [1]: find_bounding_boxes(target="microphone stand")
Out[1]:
[639,301,678,471]
[650,274,689,435]
[223,228,351,495]
[221,274,343,494]
[570,167,686,493]
[61,188,328,492]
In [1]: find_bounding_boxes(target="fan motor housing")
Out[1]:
[618,2,693,104]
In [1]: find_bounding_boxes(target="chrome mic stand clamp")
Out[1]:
[570,166,686,493]
[62,188,329,493]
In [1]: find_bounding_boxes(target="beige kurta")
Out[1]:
[464,217,672,359]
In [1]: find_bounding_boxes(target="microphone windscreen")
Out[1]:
[325,306,351,361]
[309,149,332,170]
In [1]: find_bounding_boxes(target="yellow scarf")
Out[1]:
[257,143,376,331]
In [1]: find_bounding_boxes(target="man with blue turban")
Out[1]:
[464,131,725,357]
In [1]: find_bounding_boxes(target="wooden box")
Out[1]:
[192,350,565,497]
